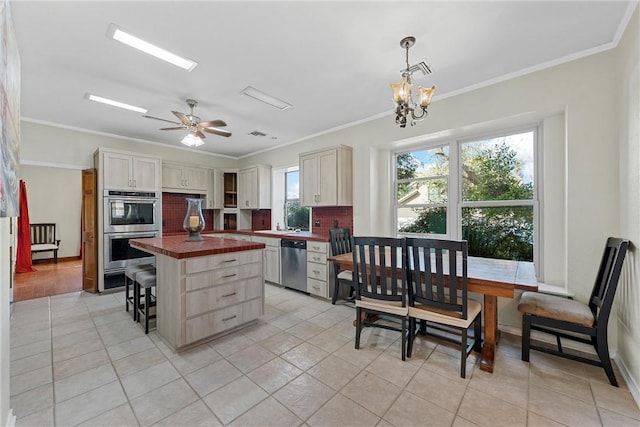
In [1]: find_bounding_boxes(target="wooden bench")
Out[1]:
[30,223,61,263]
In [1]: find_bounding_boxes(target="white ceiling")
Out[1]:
[11,1,635,158]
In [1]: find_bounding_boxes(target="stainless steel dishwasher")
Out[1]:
[280,239,307,292]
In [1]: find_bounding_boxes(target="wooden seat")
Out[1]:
[30,223,60,263]
[329,228,355,305]
[135,270,157,334]
[405,238,481,378]
[352,236,408,361]
[519,237,628,387]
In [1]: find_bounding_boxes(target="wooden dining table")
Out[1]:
[327,251,538,373]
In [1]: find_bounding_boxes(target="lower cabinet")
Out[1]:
[251,236,281,284]
[307,241,328,298]
[156,249,264,350]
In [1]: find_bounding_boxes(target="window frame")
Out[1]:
[284,169,310,231]
[393,124,541,270]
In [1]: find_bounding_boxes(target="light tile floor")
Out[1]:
[9,284,640,426]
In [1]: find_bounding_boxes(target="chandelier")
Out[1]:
[390,36,436,128]
[181,131,204,147]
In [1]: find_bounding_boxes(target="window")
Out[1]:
[285,170,310,230]
[395,128,537,262]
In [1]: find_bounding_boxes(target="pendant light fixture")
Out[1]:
[390,36,436,128]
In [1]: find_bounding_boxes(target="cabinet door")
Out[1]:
[103,152,133,190]
[162,163,184,189]
[185,167,209,191]
[133,157,160,191]
[317,149,338,206]
[263,246,280,284]
[238,168,258,209]
[300,154,318,206]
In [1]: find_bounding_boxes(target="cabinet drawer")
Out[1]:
[186,263,261,292]
[185,250,262,274]
[241,298,263,323]
[307,251,327,264]
[308,277,328,299]
[307,242,327,254]
[186,276,263,317]
[307,262,327,281]
[186,304,242,343]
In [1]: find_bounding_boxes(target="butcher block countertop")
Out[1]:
[130,234,265,259]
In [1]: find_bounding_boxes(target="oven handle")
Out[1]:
[106,232,158,240]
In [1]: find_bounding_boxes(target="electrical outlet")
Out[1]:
[314,220,320,227]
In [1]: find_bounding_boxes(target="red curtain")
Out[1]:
[15,180,35,273]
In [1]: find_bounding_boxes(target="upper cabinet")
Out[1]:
[238,165,271,210]
[162,162,210,193]
[300,145,352,207]
[102,151,160,192]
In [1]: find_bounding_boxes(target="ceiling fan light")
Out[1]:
[181,133,204,147]
[390,77,411,104]
[108,24,198,71]
[85,93,148,113]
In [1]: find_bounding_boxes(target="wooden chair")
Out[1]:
[405,238,481,378]
[518,237,628,386]
[352,236,408,360]
[30,223,61,263]
[329,228,355,305]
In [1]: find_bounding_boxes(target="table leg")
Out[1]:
[480,294,498,373]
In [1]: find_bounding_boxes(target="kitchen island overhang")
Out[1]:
[131,235,266,351]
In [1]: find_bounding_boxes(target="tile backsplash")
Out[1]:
[162,193,214,233]
[311,206,353,239]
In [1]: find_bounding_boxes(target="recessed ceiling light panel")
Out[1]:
[107,23,198,71]
[85,93,148,113]
[241,86,291,110]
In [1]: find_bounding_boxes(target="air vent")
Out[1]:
[249,130,267,137]
[407,60,432,76]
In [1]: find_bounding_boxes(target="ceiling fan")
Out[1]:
[143,99,231,139]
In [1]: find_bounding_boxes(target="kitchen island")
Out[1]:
[130,235,266,351]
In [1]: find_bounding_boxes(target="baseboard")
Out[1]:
[614,353,640,407]
[5,409,16,427]
[32,255,81,264]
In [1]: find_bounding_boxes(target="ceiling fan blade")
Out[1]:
[203,127,232,137]
[195,130,206,139]
[172,111,191,126]
[198,120,227,128]
[160,127,185,131]
[142,115,182,125]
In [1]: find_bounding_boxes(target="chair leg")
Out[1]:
[355,307,362,349]
[133,282,140,322]
[125,276,130,313]
[522,314,531,362]
[401,318,406,361]
[461,329,467,379]
[144,290,151,334]
[474,315,482,352]
[596,331,618,387]
[331,275,339,305]
[406,317,415,358]
[54,249,58,264]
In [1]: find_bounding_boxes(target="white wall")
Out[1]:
[616,4,640,400]
[0,218,14,426]
[20,165,81,259]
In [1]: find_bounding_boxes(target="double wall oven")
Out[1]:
[103,190,160,283]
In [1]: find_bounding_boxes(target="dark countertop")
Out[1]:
[131,234,265,259]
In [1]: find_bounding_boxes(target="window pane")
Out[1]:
[396,147,449,201]
[461,132,534,201]
[286,171,300,199]
[286,200,309,230]
[397,178,447,205]
[397,206,447,234]
[462,206,533,261]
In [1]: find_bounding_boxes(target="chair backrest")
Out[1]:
[589,237,629,326]
[352,236,406,304]
[30,223,57,245]
[405,237,469,320]
[329,228,352,257]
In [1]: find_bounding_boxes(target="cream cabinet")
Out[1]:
[307,241,328,298]
[203,169,222,209]
[103,151,160,192]
[300,145,352,207]
[156,249,264,349]
[251,236,281,284]
[238,165,271,209]
[162,162,210,193]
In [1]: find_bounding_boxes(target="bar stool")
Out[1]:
[124,263,155,321]
[135,270,157,334]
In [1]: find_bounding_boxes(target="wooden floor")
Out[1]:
[13,259,83,302]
